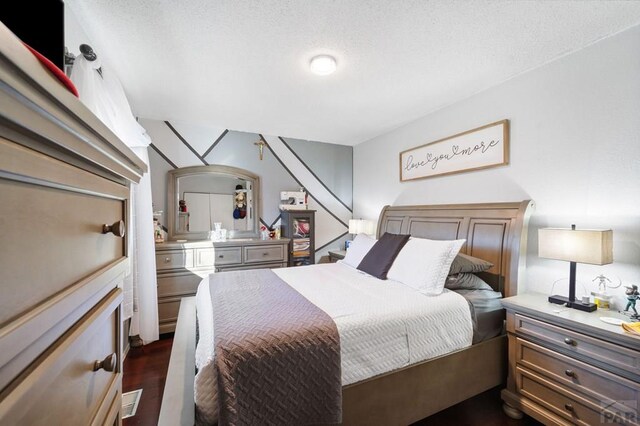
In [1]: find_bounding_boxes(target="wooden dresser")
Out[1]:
[0,23,146,425]
[502,294,640,426]
[155,238,289,333]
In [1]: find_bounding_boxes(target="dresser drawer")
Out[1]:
[0,290,122,425]
[0,175,125,327]
[156,250,194,270]
[513,314,640,376]
[158,297,182,329]
[196,247,242,266]
[157,273,202,298]
[516,338,639,413]
[517,368,635,426]
[244,244,285,264]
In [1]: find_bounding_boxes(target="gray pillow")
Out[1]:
[445,273,494,291]
[357,232,410,280]
[448,253,493,275]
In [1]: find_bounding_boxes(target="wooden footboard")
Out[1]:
[159,297,506,426]
[342,335,507,426]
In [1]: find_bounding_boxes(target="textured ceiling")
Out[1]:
[65,0,640,145]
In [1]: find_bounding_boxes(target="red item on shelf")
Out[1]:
[22,42,79,97]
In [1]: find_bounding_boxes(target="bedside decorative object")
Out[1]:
[501,294,640,424]
[538,225,613,312]
[624,285,639,319]
[399,119,509,182]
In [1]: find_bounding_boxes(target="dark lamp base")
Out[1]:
[548,295,597,312]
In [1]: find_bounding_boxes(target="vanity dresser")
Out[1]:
[157,165,289,333]
[502,294,640,425]
[155,238,289,333]
[0,23,146,426]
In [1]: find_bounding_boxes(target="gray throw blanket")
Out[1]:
[210,269,342,425]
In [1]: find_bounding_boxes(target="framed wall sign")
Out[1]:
[399,119,509,182]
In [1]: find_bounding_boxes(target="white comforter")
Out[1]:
[194,262,473,424]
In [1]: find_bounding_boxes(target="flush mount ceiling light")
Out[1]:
[309,55,337,76]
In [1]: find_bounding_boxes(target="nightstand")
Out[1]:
[501,293,640,425]
[328,250,346,263]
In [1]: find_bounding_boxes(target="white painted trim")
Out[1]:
[158,297,196,426]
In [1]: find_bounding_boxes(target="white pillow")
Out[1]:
[387,237,465,295]
[341,234,377,268]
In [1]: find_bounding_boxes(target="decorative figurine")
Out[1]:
[179,199,187,212]
[624,285,639,318]
[153,218,165,243]
[233,185,247,219]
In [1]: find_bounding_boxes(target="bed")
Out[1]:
[159,200,534,426]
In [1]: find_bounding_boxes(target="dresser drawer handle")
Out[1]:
[218,255,224,258]
[262,252,268,256]
[564,338,575,346]
[102,220,125,237]
[565,369,576,378]
[93,353,117,372]
[564,403,574,412]
[164,257,171,263]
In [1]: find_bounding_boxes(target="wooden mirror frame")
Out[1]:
[166,165,261,241]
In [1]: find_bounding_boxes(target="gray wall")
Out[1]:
[353,24,640,308]
[283,137,352,209]
[142,120,353,258]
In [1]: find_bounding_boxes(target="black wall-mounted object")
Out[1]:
[1,1,65,70]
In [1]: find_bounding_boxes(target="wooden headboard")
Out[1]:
[377,200,534,297]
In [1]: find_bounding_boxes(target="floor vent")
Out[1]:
[122,389,143,419]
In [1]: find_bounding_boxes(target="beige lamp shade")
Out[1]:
[538,228,613,265]
[349,219,375,235]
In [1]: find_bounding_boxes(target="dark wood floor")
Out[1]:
[123,335,173,426]
[123,335,541,426]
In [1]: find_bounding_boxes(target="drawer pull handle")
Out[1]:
[218,255,224,258]
[93,353,117,372]
[565,369,576,378]
[165,257,171,263]
[564,403,574,412]
[564,337,575,346]
[263,252,268,256]
[102,220,125,237]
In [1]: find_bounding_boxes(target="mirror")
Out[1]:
[167,165,261,241]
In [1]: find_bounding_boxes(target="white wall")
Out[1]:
[354,25,640,309]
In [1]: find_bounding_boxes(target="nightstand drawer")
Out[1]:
[516,368,634,426]
[513,314,640,376]
[517,338,640,410]
[244,245,285,263]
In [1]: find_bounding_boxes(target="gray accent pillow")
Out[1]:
[357,232,411,280]
[448,253,493,275]
[445,273,494,291]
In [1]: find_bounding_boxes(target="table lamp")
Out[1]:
[538,225,613,312]
[348,219,375,236]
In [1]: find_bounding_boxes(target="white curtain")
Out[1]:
[71,56,159,344]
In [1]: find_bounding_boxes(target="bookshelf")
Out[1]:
[280,210,315,266]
